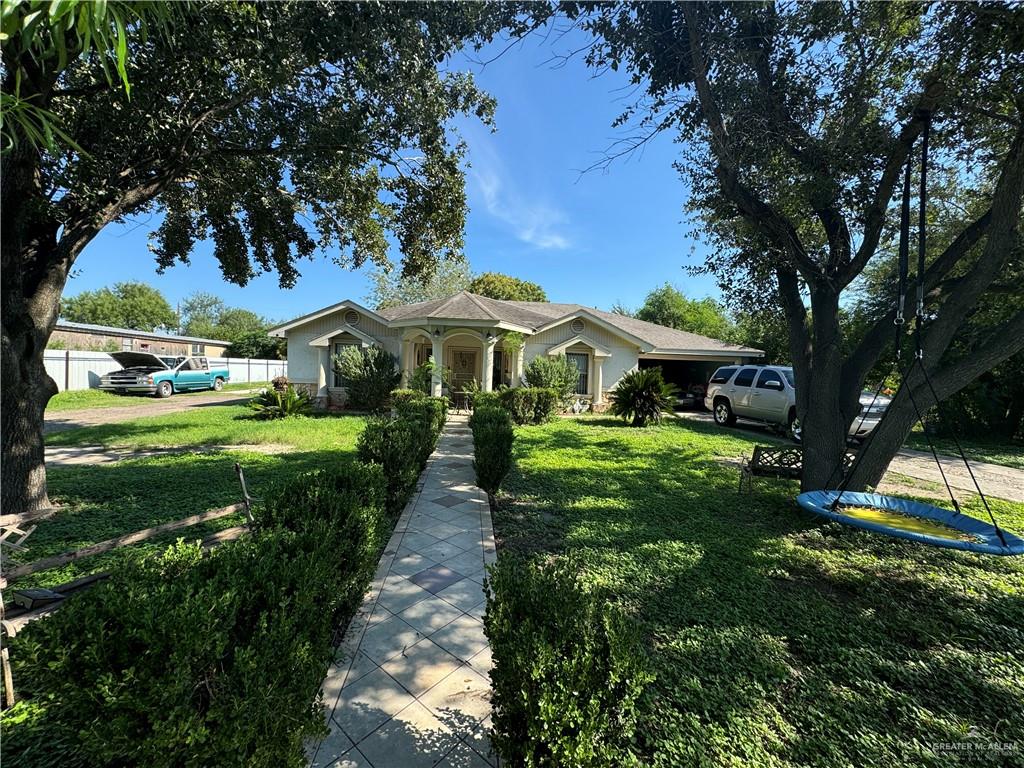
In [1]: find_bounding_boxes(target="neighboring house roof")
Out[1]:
[55,320,229,346]
[271,290,762,356]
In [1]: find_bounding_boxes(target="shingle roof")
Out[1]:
[379,291,760,355]
[55,320,230,345]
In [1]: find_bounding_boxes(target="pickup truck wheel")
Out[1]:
[213,377,225,391]
[156,380,173,398]
[713,398,736,427]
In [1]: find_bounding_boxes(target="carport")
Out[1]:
[639,355,748,408]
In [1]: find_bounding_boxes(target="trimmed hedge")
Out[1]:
[3,398,451,767]
[4,465,391,768]
[498,386,560,425]
[470,404,514,495]
[472,390,501,411]
[484,556,655,767]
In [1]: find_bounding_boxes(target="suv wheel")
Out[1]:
[213,377,225,391]
[788,411,802,443]
[156,380,173,398]
[713,398,736,427]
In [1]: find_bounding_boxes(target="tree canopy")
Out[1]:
[634,283,733,340]
[367,259,472,310]
[60,281,176,331]
[468,272,547,302]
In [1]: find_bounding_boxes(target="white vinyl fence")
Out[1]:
[44,350,288,392]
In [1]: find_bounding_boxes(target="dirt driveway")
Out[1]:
[673,410,1024,503]
[44,391,255,435]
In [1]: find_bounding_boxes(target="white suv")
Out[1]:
[703,365,890,442]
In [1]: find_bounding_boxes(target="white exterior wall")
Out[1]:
[284,308,401,384]
[43,350,287,392]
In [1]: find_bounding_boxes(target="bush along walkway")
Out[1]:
[308,414,498,768]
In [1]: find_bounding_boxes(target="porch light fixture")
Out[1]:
[433,328,441,337]
[485,332,494,341]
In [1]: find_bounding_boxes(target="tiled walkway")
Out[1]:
[308,414,498,768]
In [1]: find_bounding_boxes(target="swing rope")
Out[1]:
[824,115,1007,548]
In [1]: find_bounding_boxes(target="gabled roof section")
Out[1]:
[268,299,388,337]
[307,325,378,348]
[546,334,613,358]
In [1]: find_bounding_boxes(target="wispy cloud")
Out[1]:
[467,130,572,251]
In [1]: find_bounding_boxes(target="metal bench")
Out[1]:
[738,445,854,492]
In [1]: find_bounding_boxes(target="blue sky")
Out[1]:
[68,30,721,323]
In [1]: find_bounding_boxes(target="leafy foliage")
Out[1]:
[484,556,654,767]
[247,386,313,420]
[524,354,579,402]
[493,417,1024,766]
[635,283,733,340]
[367,258,471,310]
[468,272,547,302]
[226,330,285,360]
[60,281,176,331]
[608,368,678,427]
[498,387,560,425]
[3,463,391,767]
[470,405,514,495]
[332,346,401,412]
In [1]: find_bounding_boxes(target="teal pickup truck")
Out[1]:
[98,352,230,398]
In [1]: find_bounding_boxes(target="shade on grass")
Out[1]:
[20,410,365,589]
[495,416,1024,767]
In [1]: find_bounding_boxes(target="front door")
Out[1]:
[450,349,478,391]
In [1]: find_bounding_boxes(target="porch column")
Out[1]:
[594,357,605,405]
[430,334,443,396]
[482,335,496,392]
[401,339,413,387]
[513,347,524,387]
[316,346,330,397]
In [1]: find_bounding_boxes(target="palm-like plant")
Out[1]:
[608,368,679,427]
[248,385,313,420]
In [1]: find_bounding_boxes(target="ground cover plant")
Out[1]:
[490,416,1024,767]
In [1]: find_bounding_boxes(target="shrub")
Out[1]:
[471,405,514,495]
[390,388,426,410]
[357,417,422,514]
[524,354,579,402]
[5,467,391,768]
[499,387,536,425]
[497,387,560,425]
[472,390,501,411]
[333,345,401,411]
[248,385,313,419]
[484,557,655,767]
[607,368,679,427]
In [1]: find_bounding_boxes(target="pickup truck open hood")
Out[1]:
[110,351,171,370]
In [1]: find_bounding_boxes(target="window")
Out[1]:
[566,352,589,395]
[191,343,205,355]
[710,367,736,384]
[782,369,795,387]
[121,338,133,351]
[733,367,757,387]
[333,341,359,387]
[756,369,784,389]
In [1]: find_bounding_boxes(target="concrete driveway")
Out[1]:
[673,409,1024,503]
[44,390,256,435]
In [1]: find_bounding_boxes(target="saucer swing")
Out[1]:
[796,118,1023,557]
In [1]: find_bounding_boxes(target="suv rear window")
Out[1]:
[733,368,757,387]
[710,367,736,384]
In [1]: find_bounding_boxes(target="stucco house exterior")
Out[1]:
[269,291,762,406]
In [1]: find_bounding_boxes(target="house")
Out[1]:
[270,291,763,407]
[50,320,230,358]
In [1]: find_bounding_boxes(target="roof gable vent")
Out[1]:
[570,318,585,334]
[344,310,360,326]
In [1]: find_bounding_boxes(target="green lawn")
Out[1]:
[16,409,364,589]
[905,429,1024,470]
[495,416,1024,767]
[45,382,268,412]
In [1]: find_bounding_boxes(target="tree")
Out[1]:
[2,1,504,514]
[635,283,734,339]
[226,331,285,361]
[729,308,791,365]
[468,272,547,301]
[215,308,266,340]
[567,2,1024,490]
[60,281,177,331]
[367,258,472,310]
[180,292,227,338]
